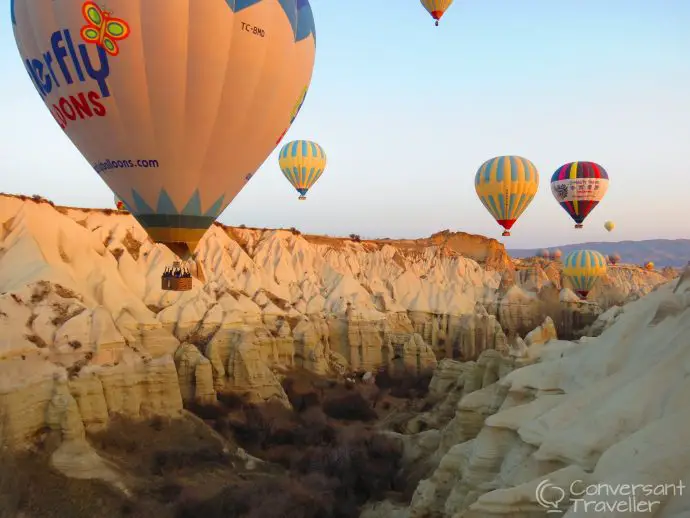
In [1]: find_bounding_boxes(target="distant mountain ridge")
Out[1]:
[509,239,690,268]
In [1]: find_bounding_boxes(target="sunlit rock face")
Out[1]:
[0,194,672,448]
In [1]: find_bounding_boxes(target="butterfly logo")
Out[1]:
[80,1,130,57]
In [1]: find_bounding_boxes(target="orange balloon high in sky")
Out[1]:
[11,0,317,259]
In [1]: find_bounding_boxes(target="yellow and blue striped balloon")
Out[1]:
[474,156,539,236]
[562,249,608,298]
[278,140,327,200]
[420,0,454,26]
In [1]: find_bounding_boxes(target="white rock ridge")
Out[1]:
[376,267,690,518]
[0,193,672,451]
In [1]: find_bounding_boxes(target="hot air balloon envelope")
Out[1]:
[114,195,126,211]
[278,140,327,200]
[12,0,317,259]
[608,253,621,265]
[551,162,609,229]
[562,249,607,298]
[420,0,454,25]
[604,220,615,232]
[475,156,539,237]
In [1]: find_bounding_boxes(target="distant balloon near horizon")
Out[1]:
[114,195,126,211]
[604,220,615,232]
[562,249,607,298]
[474,156,539,238]
[645,261,655,271]
[420,0,454,26]
[11,0,317,260]
[538,249,550,259]
[608,253,621,265]
[550,162,609,229]
[278,140,327,200]
[552,249,563,260]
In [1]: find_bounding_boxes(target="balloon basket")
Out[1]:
[298,196,307,201]
[162,277,192,291]
[162,261,192,291]
[574,224,583,229]
[502,230,510,236]
[435,20,439,26]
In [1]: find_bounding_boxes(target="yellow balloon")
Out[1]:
[604,220,615,232]
[12,0,316,259]
[474,156,539,237]
[278,140,327,200]
[645,261,654,270]
[420,0,454,26]
[562,249,608,298]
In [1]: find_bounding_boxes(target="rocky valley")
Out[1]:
[0,193,683,518]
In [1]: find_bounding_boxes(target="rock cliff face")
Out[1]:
[363,268,690,518]
[0,194,672,449]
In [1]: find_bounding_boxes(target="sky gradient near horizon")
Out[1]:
[1,1,689,248]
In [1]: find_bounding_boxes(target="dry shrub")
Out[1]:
[322,393,377,422]
[177,475,336,518]
[187,382,404,517]
[30,281,51,303]
[374,368,433,399]
[88,415,227,478]
[122,231,142,260]
[0,450,130,518]
[25,334,48,348]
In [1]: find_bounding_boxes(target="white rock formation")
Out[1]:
[0,194,672,451]
[369,268,690,518]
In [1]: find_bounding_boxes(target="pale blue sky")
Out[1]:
[2,1,689,247]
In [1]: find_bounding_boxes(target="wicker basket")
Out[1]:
[161,277,192,291]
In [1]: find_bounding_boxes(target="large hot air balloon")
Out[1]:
[604,220,615,232]
[562,249,608,298]
[475,156,539,237]
[12,0,316,262]
[278,140,327,200]
[550,162,609,229]
[114,195,126,211]
[420,0,454,26]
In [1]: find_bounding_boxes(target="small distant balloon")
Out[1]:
[552,249,563,260]
[562,249,608,298]
[550,162,609,229]
[604,220,615,232]
[420,0,454,26]
[278,140,327,200]
[644,261,655,271]
[538,249,550,259]
[475,156,539,237]
[608,253,621,265]
[114,195,126,211]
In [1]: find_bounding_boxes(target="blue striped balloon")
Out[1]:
[562,249,608,298]
[278,140,327,200]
